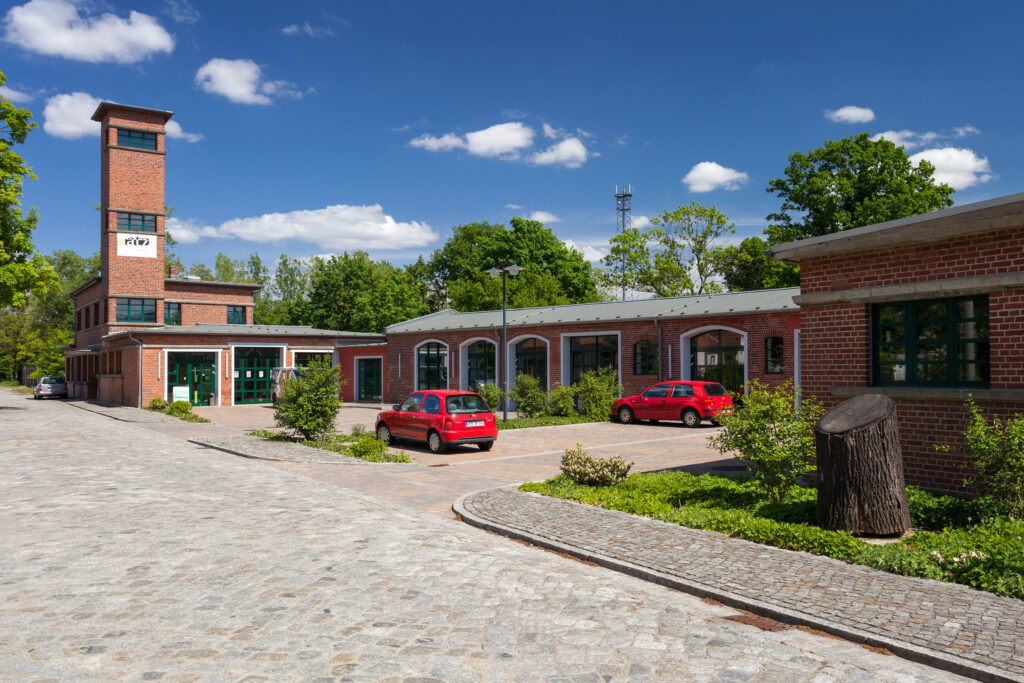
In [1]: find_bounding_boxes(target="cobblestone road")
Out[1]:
[0,390,958,681]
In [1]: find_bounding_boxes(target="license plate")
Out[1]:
[465,419,484,427]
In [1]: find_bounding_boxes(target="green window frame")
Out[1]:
[569,335,618,385]
[226,305,246,324]
[116,212,156,232]
[765,336,783,374]
[165,302,181,326]
[116,298,156,323]
[873,295,989,387]
[117,129,157,150]
[634,340,659,375]
[417,342,448,390]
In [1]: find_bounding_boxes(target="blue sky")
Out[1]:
[4,0,1022,270]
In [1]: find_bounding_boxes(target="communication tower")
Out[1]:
[615,185,633,300]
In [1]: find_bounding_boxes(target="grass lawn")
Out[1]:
[522,471,1024,599]
[1,380,33,395]
[496,415,600,430]
[248,428,413,463]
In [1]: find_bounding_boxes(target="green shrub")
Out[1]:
[709,380,823,503]
[348,435,387,459]
[560,443,632,486]
[548,383,577,417]
[497,415,596,430]
[905,486,1005,530]
[574,366,621,421]
[476,383,504,414]
[147,397,168,411]
[936,398,1024,517]
[509,374,548,418]
[167,400,193,417]
[274,358,343,442]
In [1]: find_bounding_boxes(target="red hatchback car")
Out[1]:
[612,381,734,427]
[375,390,498,453]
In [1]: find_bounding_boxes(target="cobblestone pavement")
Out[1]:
[189,434,421,466]
[459,487,1024,682]
[67,400,197,425]
[0,389,959,681]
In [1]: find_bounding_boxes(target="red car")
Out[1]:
[612,381,734,427]
[375,390,498,454]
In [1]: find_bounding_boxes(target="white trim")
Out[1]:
[413,338,449,391]
[559,330,622,388]
[458,336,498,391]
[680,325,749,392]
[506,334,552,396]
[164,347,222,406]
[352,355,384,402]
[228,344,286,406]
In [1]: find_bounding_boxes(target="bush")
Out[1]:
[274,358,343,442]
[936,398,1024,517]
[575,366,621,421]
[548,383,577,417]
[709,380,823,503]
[167,400,193,417]
[147,397,168,411]
[348,435,387,459]
[560,443,632,486]
[476,383,504,414]
[509,374,548,418]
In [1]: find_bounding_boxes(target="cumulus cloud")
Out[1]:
[167,205,437,251]
[682,161,749,192]
[42,91,200,142]
[532,137,588,168]
[4,0,173,64]
[631,215,651,229]
[195,58,303,105]
[164,0,198,24]
[410,120,589,167]
[872,125,979,151]
[563,239,607,263]
[0,84,33,103]
[282,22,333,37]
[825,105,875,124]
[909,147,993,190]
[528,211,559,223]
[465,122,534,158]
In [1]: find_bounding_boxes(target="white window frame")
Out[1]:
[413,338,449,391]
[506,334,551,393]
[352,354,385,403]
[680,325,748,392]
[559,330,622,389]
[458,336,499,391]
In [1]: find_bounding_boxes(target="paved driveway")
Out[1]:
[0,389,954,680]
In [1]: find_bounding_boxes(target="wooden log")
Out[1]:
[814,394,911,535]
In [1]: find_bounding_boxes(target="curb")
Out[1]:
[187,437,419,467]
[453,488,1019,683]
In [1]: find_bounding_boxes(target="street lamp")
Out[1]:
[485,264,523,421]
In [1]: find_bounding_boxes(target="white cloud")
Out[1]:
[42,91,200,142]
[165,0,198,24]
[682,161,749,192]
[613,135,628,146]
[872,125,980,151]
[542,122,564,139]
[167,205,437,251]
[532,137,587,168]
[195,58,302,105]
[409,133,464,152]
[825,105,875,124]
[465,122,534,158]
[0,84,33,103]
[505,203,522,210]
[282,22,333,37]
[563,239,607,263]
[631,215,651,229]
[909,147,993,190]
[4,0,173,64]
[955,125,980,138]
[528,211,559,223]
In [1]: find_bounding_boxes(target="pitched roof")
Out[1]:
[385,288,800,334]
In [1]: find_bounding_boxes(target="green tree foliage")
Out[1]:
[0,69,57,309]
[274,357,342,442]
[602,202,733,298]
[256,254,311,325]
[712,236,799,292]
[425,217,600,311]
[305,251,428,333]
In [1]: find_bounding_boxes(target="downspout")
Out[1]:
[127,332,142,408]
[655,318,663,382]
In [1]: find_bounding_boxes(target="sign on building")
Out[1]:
[117,234,156,258]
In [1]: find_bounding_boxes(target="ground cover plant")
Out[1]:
[248,427,412,463]
[497,415,598,430]
[145,397,210,423]
[521,470,1023,599]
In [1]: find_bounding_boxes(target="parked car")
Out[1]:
[270,367,302,404]
[375,390,498,453]
[612,381,733,427]
[33,376,67,400]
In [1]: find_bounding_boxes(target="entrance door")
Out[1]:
[234,347,280,404]
[357,358,382,402]
[167,352,216,406]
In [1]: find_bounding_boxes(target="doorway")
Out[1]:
[356,357,383,402]
[233,347,281,404]
[166,352,217,406]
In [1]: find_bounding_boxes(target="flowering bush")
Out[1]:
[560,443,632,486]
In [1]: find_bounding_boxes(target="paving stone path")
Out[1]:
[189,434,421,466]
[67,399,196,424]
[457,487,1024,682]
[0,389,961,681]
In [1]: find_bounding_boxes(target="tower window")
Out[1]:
[227,306,246,324]
[116,213,157,232]
[117,129,157,150]
[116,298,157,323]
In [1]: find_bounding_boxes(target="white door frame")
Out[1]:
[353,355,385,402]
[163,347,223,406]
[458,337,499,391]
[679,325,749,392]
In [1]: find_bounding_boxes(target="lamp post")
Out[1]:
[484,264,523,421]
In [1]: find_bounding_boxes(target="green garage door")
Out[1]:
[234,347,280,404]
[167,352,216,406]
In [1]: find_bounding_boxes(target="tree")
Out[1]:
[601,201,734,298]
[712,236,799,292]
[256,254,311,325]
[0,69,57,308]
[765,132,955,245]
[274,357,342,442]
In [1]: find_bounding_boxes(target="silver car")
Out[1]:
[33,376,67,399]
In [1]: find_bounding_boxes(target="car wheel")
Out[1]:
[427,430,446,454]
[376,423,392,444]
[478,440,494,451]
[617,406,635,424]
[682,408,701,428]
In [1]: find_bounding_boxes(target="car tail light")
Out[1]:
[443,417,453,430]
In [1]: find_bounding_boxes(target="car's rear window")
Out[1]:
[446,394,490,414]
[42,377,64,384]
[703,383,729,396]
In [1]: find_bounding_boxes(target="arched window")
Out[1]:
[765,336,784,374]
[690,330,745,393]
[634,340,659,375]
[465,340,496,390]
[515,338,547,390]
[417,342,447,390]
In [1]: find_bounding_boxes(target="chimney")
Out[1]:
[168,265,180,277]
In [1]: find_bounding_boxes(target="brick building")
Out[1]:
[63,102,381,407]
[772,193,1024,492]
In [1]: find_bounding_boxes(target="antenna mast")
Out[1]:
[615,184,633,300]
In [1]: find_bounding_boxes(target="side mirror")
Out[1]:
[392,404,400,411]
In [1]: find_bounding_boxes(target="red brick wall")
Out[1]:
[164,282,256,325]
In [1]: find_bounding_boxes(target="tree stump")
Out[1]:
[814,394,911,535]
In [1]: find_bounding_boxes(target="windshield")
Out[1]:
[703,383,729,397]
[446,394,490,414]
